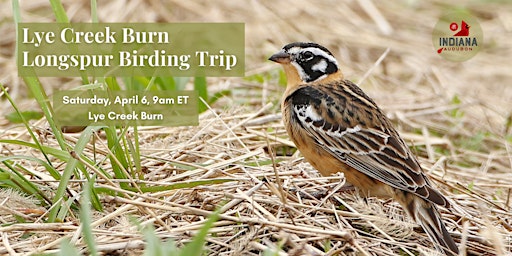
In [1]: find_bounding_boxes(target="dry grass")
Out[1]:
[1,0,512,255]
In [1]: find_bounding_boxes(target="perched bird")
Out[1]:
[269,42,459,255]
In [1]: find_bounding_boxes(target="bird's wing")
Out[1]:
[287,81,449,207]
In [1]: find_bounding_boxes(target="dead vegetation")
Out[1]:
[1,0,511,255]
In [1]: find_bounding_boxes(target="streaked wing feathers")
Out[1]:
[288,82,449,207]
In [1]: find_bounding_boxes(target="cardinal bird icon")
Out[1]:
[453,20,470,36]
[433,13,482,61]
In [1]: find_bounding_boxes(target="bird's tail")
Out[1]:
[411,198,459,256]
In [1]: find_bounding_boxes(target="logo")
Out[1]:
[432,12,483,62]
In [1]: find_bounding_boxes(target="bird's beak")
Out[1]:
[269,50,291,64]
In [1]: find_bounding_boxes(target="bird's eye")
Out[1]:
[303,51,314,61]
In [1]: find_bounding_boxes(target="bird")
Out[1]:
[453,20,470,36]
[269,42,459,255]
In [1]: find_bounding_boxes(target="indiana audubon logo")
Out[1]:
[432,12,483,62]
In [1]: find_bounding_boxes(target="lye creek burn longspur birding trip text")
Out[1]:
[17,23,244,77]
[270,42,460,255]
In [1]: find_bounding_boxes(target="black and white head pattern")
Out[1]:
[283,42,339,83]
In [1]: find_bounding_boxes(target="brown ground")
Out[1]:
[0,0,511,255]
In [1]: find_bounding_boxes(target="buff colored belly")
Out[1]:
[283,110,391,198]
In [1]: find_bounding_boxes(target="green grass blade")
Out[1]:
[58,239,81,256]
[145,77,157,91]
[141,225,179,256]
[80,181,99,256]
[48,126,104,222]
[0,161,50,205]
[103,126,130,188]
[91,0,98,23]
[208,89,232,106]
[156,77,175,90]
[49,0,69,23]
[56,196,77,223]
[0,139,69,164]
[142,224,163,256]
[194,77,208,112]
[119,178,233,193]
[1,84,57,167]
[105,77,121,90]
[22,77,68,151]
[173,77,190,90]
[87,175,103,211]
[127,127,143,183]
[12,0,21,65]
[46,0,89,83]
[179,208,220,256]
[5,110,43,123]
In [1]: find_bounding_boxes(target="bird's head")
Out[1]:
[462,20,470,29]
[269,42,343,86]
